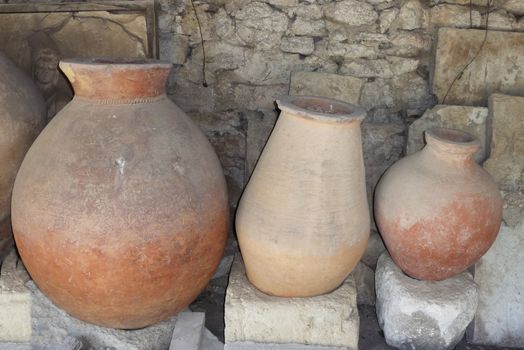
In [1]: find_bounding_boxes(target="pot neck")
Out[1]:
[59,58,172,103]
[423,128,480,165]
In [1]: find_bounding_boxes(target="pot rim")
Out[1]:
[59,57,172,70]
[425,127,481,148]
[276,95,366,123]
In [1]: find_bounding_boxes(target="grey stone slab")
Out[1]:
[201,328,224,350]
[469,190,524,348]
[483,94,524,191]
[169,311,205,350]
[289,71,364,105]
[224,257,358,349]
[433,28,524,106]
[225,342,347,350]
[407,105,489,163]
[376,252,478,350]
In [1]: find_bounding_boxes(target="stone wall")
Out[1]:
[156,0,524,213]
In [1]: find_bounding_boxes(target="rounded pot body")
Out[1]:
[236,96,370,297]
[11,59,228,329]
[375,128,502,281]
[0,53,46,257]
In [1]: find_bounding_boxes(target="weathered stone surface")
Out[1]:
[26,279,178,349]
[361,231,386,269]
[387,56,419,75]
[246,109,278,178]
[350,262,376,305]
[503,0,524,15]
[202,328,224,350]
[483,9,516,30]
[280,36,315,55]
[385,31,433,57]
[469,191,524,348]
[376,252,479,350]
[289,71,364,105]
[484,94,524,191]
[315,40,377,59]
[430,4,482,28]
[340,59,393,78]
[291,17,327,36]
[0,250,31,343]
[407,105,489,162]
[225,342,347,349]
[324,0,379,26]
[169,311,205,350]
[224,257,359,349]
[294,4,323,19]
[395,0,429,30]
[359,79,396,111]
[433,28,524,106]
[379,8,399,33]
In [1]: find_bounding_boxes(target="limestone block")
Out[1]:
[376,252,479,350]
[394,0,429,30]
[291,17,327,36]
[468,190,524,347]
[289,71,364,105]
[350,262,376,305]
[407,105,489,163]
[361,231,386,268]
[224,257,359,349]
[225,343,348,349]
[245,109,278,178]
[280,37,315,56]
[430,4,482,28]
[503,0,524,15]
[340,59,393,78]
[169,311,205,350]
[29,280,177,349]
[483,94,524,191]
[433,28,524,106]
[379,8,399,33]
[0,250,31,343]
[324,0,378,26]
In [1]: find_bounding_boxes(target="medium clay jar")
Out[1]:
[375,128,502,281]
[0,53,46,258]
[236,96,370,297]
[11,59,229,329]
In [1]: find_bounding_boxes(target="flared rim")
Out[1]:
[425,127,481,154]
[276,95,366,123]
[59,57,172,70]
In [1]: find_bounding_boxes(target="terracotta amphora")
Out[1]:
[375,128,502,280]
[11,58,229,329]
[236,95,370,297]
[0,53,46,259]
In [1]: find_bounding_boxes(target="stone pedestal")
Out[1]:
[375,252,478,350]
[225,257,359,350]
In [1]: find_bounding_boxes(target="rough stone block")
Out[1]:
[0,250,31,343]
[224,257,358,349]
[433,28,524,106]
[225,342,348,349]
[468,190,524,347]
[28,280,178,349]
[407,105,489,163]
[169,311,205,350]
[289,71,363,105]
[202,328,224,350]
[376,252,478,350]
[350,262,375,306]
[483,94,524,191]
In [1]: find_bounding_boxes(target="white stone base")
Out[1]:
[224,256,359,349]
[225,342,347,349]
[376,252,478,350]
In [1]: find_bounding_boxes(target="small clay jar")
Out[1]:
[236,95,370,297]
[12,58,229,329]
[375,128,502,281]
[0,53,46,258]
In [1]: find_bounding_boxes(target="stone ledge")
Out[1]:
[224,256,358,349]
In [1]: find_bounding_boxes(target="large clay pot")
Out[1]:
[236,95,370,297]
[375,128,502,281]
[0,53,46,258]
[11,58,228,329]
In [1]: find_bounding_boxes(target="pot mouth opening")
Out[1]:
[60,57,172,70]
[277,95,366,123]
[426,127,478,145]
